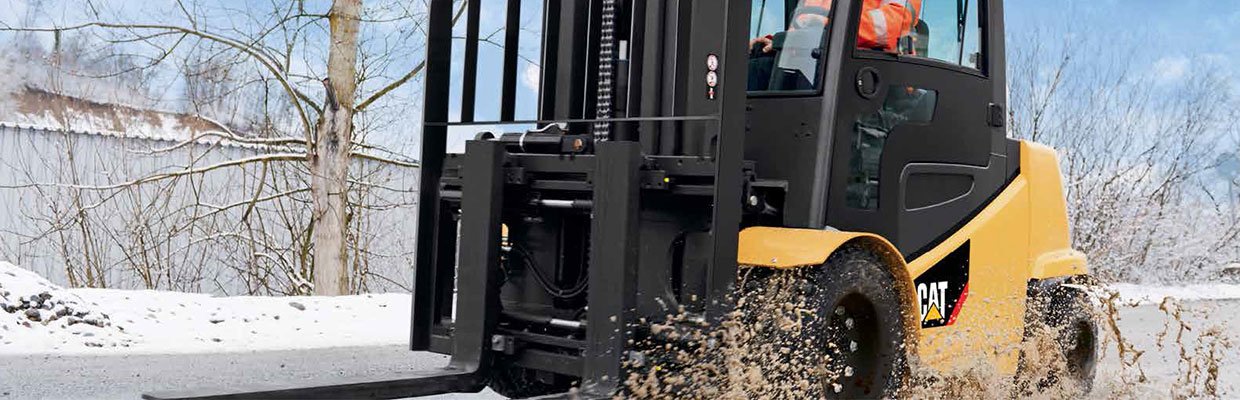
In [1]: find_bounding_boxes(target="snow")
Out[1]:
[7,257,1240,356]
[1106,283,1240,305]
[0,261,411,355]
[5,108,206,143]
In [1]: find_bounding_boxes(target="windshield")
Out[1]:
[748,0,834,93]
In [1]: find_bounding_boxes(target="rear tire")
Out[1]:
[1019,280,1098,396]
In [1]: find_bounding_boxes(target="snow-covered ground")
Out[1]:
[1106,282,1240,305]
[5,259,1240,357]
[0,262,411,355]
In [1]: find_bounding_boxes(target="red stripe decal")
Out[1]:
[947,283,969,326]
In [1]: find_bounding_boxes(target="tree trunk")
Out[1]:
[311,0,362,296]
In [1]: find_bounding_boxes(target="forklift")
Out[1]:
[146,0,1096,398]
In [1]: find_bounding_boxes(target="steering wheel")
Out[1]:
[791,6,830,30]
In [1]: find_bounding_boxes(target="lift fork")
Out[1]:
[143,142,509,400]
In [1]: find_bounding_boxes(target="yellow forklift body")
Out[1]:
[736,141,1087,375]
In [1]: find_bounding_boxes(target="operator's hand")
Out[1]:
[750,34,775,54]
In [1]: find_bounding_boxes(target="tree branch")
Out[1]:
[349,151,419,168]
[1,22,318,145]
[1,153,306,191]
[355,0,469,112]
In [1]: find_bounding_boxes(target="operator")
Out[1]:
[749,0,922,90]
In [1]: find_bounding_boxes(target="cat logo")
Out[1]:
[918,281,948,323]
[913,241,971,329]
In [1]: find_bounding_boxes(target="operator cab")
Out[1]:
[744,0,1015,259]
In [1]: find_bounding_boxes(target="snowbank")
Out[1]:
[0,262,411,355]
[1106,283,1240,305]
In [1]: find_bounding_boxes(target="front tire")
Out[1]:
[487,358,575,399]
[814,247,912,398]
[741,246,912,399]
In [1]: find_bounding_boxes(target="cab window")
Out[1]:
[748,0,835,93]
[855,0,983,70]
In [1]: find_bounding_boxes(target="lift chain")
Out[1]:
[593,0,618,142]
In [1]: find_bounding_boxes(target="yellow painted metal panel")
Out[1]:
[1022,141,1088,279]
[908,176,1031,375]
[909,141,1085,375]
[1032,249,1088,279]
[738,227,883,269]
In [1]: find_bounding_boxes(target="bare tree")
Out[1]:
[0,0,452,295]
[309,0,362,296]
[1009,27,1240,283]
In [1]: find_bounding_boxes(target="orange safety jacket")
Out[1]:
[858,0,922,52]
[798,0,922,53]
